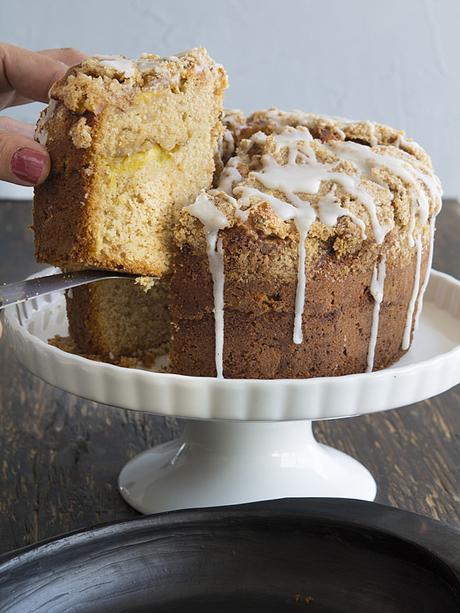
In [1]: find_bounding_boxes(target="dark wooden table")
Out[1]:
[0,198,459,556]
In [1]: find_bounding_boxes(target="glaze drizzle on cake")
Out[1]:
[367,256,386,373]
[187,192,229,378]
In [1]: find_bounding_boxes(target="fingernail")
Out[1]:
[11,147,47,184]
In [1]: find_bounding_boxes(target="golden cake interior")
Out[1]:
[62,278,169,366]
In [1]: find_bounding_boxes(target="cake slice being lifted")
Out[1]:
[34,48,227,276]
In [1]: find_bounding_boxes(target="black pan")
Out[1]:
[0,498,459,612]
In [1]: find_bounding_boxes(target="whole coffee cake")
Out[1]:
[170,110,442,378]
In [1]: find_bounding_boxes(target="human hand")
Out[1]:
[0,44,86,186]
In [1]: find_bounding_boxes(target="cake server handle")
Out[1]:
[0,270,137,310]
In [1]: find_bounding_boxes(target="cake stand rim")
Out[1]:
[3,268,460,421]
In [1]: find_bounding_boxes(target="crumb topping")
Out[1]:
[44,47,227,115]
[69,117,92,149]
[204,109,442,258]
[135,276,157,292]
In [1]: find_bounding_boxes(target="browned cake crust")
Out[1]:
[169,110,442,379]
[49,335,163,369]
[170,227,429,378]
[34,49,227,276]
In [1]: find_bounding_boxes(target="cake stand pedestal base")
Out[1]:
[118,420,376,514]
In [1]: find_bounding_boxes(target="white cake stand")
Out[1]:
[3,269,460,514]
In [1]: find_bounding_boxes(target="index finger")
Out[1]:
[38,47,88,67]
[0,43,86,103]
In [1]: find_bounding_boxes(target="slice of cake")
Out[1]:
[34,48,227,276]
[170,110,442,378]
[61,278,169,366]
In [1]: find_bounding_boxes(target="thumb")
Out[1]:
[0,130,50,186]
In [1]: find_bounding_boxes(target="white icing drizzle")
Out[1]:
[291,199,316,344]
[261,108,299,128]
[251,131,268,145]
[96,50,214,81]
[187,193,229,378]
[317,185,367,238]
[223,129,234,147]
[366,256,386,373]
[96,55,136,77]
[365,121,378,147]
[252,133,391,244]
[35,124,47,147]
[35,99,57,147]
[224,114,240,130]
[218,158,242,196]
[137,59,158,73]
[402,233,423,350]
[138,50,214,85]
[413,215,437,331]
[399,136,427,158]
[329,142,441,224]
[273,128,314,148]
[335,126,347,140]
[237,186,297,220]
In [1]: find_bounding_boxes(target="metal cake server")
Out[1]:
[0,270,139,310]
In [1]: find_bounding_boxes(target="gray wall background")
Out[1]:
[1,0,458,197]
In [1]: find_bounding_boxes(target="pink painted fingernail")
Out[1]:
[11,147,47,184]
